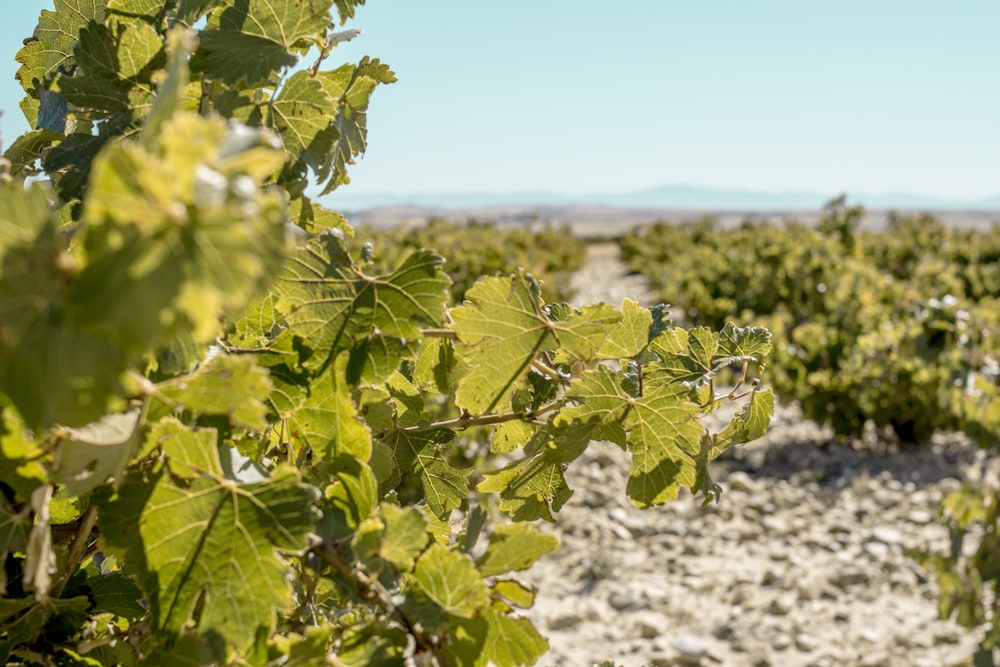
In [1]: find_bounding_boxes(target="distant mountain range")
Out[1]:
[323,184,1000,212]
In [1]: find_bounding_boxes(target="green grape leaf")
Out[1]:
[96,448,316,656]
[111,17,162,79]
[141,418,221,478]
[192,0,333,87]
[479,605,548,667]
[559,366,703,507]
[380,428,468,519]
[385,371,434,428]
[230,293,283,350]
[334,623,408,667]
[412,543,489,619]
[147,330,209,382]
[0,403,49,503]
[269,70,340,177]
[277,237,448,372]
[647,326,718,385]
[79,112,287,343]
[647,303,672,341]
[477,453,572,523]
[3,130,64,176]
[715,387,774,452]
[51,408,141,497]
[0,497,31,572]
[717,323,773,361]
[154,354,273,431]
[0,596,91,665]
[57,22,133,114]
[377,503,429,572]
[107,0,166,20]
[492,580,536,609]
[315,59,397,194]
[356,387,395,432]
[476,524,559,577]
[87,572,146,621]
[289,196,352,236]
[491,420,535,455]
[285,354,372,462]
[413,336,457,394]
[15,0,107,95]
[318,455,377,541]
[346,333,415,385]
[597,298,652,359]
[332,0,365,25]
[478,420,594,522]
[439,615,488,667]
[370,440,400,499]
[549,303,621,362]
[275,234,357,365]
[0,206,130,429]
[40,133,109,202]
[193,30,295,87]
[170,0,223,25]
[452,275,619,413]
[0,184,53,265]
[215,0,333,48]
[449,274,560,415]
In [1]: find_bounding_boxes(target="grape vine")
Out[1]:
[0,2,773,665]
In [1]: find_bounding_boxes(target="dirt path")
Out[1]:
[568,242,657,309]
[519,241,985,667]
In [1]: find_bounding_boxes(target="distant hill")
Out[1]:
[338,204,1000,238]
[323,184,1000,213]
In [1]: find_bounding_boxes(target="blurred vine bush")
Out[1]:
[623,199,1000,660]
[352,218,585,303]
[620,196,1000,445]
[0,1,774,665]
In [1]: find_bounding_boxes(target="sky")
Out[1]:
[1,2,998,204]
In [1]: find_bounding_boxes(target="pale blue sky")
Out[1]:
[2,2,998,202]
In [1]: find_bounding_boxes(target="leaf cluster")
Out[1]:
[0,2,774,666]
[911,485,1000,666]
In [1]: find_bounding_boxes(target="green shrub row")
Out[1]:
[620,197,1000,445]
[353,218,585,303]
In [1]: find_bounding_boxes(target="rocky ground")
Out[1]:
[517,242,995,667]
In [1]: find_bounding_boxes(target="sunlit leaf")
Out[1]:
[477,524,558,577]
[479,605,548,667]
[450,274,560,414]
[412,543,489,619]
[380,428,468,519]
[51,408,141,496]
[277,237,448,372]
[558,365,703,507]
[15,0,107,94]
[97,439,316,656]
[154,354,272,431]
[285,354,371,462]
[597,298,652,359]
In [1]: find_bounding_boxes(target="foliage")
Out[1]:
[0,2,773,665]
[620,197,1000,445]
[353,218,586,304]
[911,485,1000,667]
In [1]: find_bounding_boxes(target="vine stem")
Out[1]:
[530,359,565,384]
[308,535,436,654]
[401,400,561,432]
[420,328,458,340]
[49,503,98,600]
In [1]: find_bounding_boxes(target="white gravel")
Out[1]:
[515,241,990,667]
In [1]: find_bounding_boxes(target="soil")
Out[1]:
[517,241,993,667]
